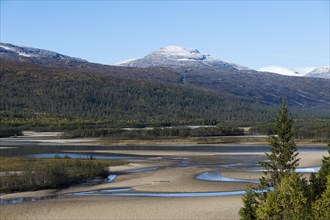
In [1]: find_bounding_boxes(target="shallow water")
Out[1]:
[68,188,132,196]
[220,163,261,167]
[0,139,326,205]
[1,141,327,161]
[245,166,321,173]
[0,174,117,205]
[107,174,117,182]
[69,188,272,197]
[0,195,62,205]
[84,190,248,197]
[196,170,259,183]
[295,167,321,173]
[0,188,260,205]
[124,167,159,173]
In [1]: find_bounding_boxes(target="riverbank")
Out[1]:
[1,131,327,146]
[1,149,327,219]
[0,132,328,220]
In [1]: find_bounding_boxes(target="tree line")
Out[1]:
[63,126,244,139]
[0,156,121,193]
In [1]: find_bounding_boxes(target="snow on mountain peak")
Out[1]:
[148,45,210,61]
[305,66,330,79]
[258,65,330,79]
[0,42,86,62]
[112,45,250,71]
[158,45,200,54]
[258,66,303,76]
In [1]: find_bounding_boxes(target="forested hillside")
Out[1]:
[1,61,329,132]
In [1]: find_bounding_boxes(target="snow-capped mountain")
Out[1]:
[258,66,329,79]
[0,42,86,62]
[1,42,329,109]
[113,46,251,71]
[304,66,330,79]
[258,66,306,77]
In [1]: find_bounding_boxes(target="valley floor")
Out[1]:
[0,133,328,220]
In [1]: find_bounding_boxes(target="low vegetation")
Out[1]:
[0,157,123,193]
[0,126,22,138]
[63,126,244,139]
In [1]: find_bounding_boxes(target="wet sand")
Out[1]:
[0,196,242,220]
[0,141,327,220]
[0,164,247,220]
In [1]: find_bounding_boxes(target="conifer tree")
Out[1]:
[240,99,299,219]
[317,142,330,192]
[239,185,258,220]
[260,99,300,188]
[256,172,308,220]
[312,175,330,219]
[310,142,330,200]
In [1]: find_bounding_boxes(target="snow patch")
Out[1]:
[258,66,304,76]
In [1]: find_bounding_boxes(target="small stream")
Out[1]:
[1,140,326,205]
[0,165,322,205]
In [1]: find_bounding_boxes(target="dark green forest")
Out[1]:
[0,62,275,124]
[0,61,329,139]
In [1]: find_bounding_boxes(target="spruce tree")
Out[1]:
[256,172,308,220]
[312,175,330,219]
[310,142,330,201]
[239,185,258,220]
[260,99,300,188]
[240,99,300,219]
[317,142,330,193]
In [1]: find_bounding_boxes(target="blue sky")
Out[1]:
[1,1,329,69]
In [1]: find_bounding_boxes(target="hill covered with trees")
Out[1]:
[1,42,330,141]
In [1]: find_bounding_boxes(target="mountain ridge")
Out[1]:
[0,42,87,62]
[114,45,329,79]
[113,45,251,71]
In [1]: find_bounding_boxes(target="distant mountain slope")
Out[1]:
[258,66,306,77]
[304,66,330,79]
[0,61,282,125]
[1,43,329,111]
[258,66,329,79]
[180,67,330,108]
[113,46,330,108]
[0,42,87,62]
[113,45,251,71]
